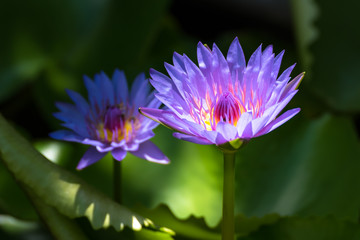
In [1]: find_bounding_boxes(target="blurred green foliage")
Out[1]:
[0,0,359,239]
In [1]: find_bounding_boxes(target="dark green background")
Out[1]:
[0,0,359,239]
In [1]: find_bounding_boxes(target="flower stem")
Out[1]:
[113,158,122,204]
[222,152,235,240]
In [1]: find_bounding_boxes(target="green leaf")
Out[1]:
[0,114,169,234]
[26,188,88,240]
[0,160,38,220]
[120,113,360,228]
[292,0,360,111]
[135,204,281,240]
[0,215,38,235]
[290,0,319,70]
[121,131,224,227]
[236,114,360,220]
[74,222,175,240]
[135,204,220,240]
[133,228,175,240]
[235,213,280,238]
[241,216,360,240]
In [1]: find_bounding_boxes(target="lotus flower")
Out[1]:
[50,70,169,169]
[140,37,303,149]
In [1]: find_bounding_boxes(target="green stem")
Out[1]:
[222,152,235,240]
[113,158,122,204]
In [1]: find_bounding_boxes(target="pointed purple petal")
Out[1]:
[257,51,274,96]
[111,148,127,161]
[131,73,149,109]
[149,73,175,97]
[112,69,128,104]
[183,54,207,97]
[173,132,212,145]
[123,141,140,151]
[154,92,189,118]
[214,132,228,145]
[196,130,218,144]
[60,122,89,138]
[251,115,271,136]
[276,64,296,83]
[131,140,169,164]
[96,145,114,152]
[141,117,160,131]
[236,112,253,137]
[197,42,213,71]
[242,45,262,101]
[265,79,289,106]
[50,130,83,142]
[226,37,246,73]
[65,89,90,115]
[271,50,285,80]
[151,86,187,115]
[139,108,196,135]
[53,112,71,122]
[197,42,217,92]
[81,139,107,147]
[145,93,162,109]
[268,90,298,123]
[54,102,84,123]
[77,147,107,170]
[280,72,304,101]
[216,122,238,142]
[165,62,191,99]
[55,102,76,112]
[255,108,300,137]
[111,139,126,148]
[212,43,232,90]
[262,45,273,61]
[83,75,101,109]
[134,131,155,143]
[140,107,161,130]
[150,68,180,95]
[247,44,262,69]
[51,130,106,147]
[92,72,111,110]
[53,103,89,137]
[173,52,186,71]
[100,71,115,106]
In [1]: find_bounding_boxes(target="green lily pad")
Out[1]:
[292,0,360,111]
[236,114,360,221]
[0,114,171,235]
[240,216,360,240]
[0,160,38,220]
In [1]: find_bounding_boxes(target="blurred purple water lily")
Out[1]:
[50,70,169,169]
[140,37,303,149]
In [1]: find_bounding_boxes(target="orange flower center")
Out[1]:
[96,106,138,143]
[213,92,241,125]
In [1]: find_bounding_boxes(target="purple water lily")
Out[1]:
[50,70,169,169]
[140,37,303,148]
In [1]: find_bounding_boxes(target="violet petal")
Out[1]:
[131,140,169,164]
[111,148,127,161]
[77,147,107,170]
[173,132,212,144]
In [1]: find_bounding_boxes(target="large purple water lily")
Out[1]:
[50,70,169,169]
[140,37,303,148]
